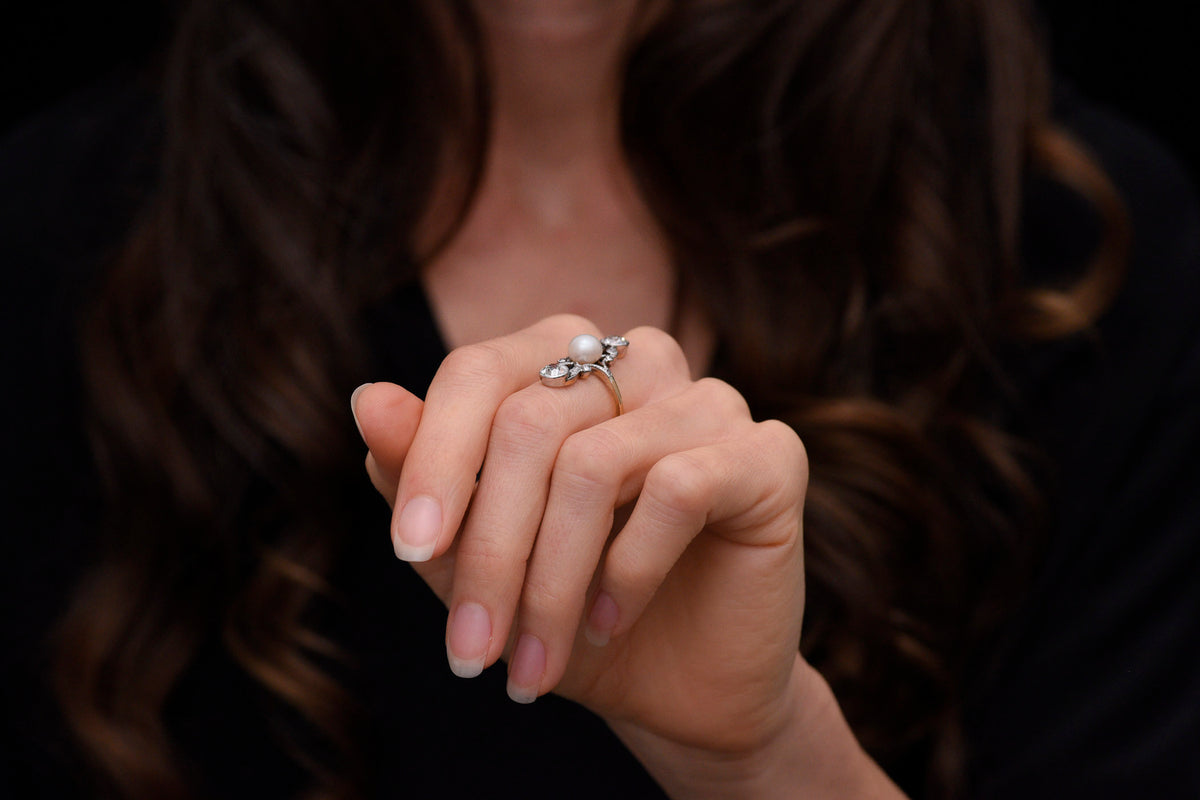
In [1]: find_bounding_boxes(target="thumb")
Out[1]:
[353,381,455,602]
[352,382,423,504]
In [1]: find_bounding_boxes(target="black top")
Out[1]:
[2,74,1198,799]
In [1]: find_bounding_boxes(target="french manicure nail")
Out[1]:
[393,495,441,562]
[447,602,492,679]
[507,633,545,704]
[585,591,619,647]
[350,383,373,441]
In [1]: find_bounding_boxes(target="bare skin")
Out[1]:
[357,2,908,797]
[422,0,712,372]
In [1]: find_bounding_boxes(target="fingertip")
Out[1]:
[446,602,492,679]
[506,633,546,704]
[585,590,619,647]
[354,382,423,436]
[355,382,424,475]
[350,382,374,441]
[392,494,442,562]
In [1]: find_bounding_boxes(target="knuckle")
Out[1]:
[645,452,713,516]
[759,419,809,473]
[754,419,810,496]
[541,313,599,339]
[604,544,659,596]
[626,325,689,378]
[554,427,627,491]
[491,392,565,448]
[624,324,674,349]
[440,341,510,382]
[692,377,752,419]
[545,312,596,329]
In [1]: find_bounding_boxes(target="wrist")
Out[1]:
[609,657,906,800]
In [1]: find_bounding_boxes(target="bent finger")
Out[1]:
[353,381,424,499]
[586,423,807,648]
[506,378,755,700]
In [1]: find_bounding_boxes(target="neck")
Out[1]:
[421,0,710,366]
[473,0,643,171]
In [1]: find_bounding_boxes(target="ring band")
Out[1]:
[540,334,629,416]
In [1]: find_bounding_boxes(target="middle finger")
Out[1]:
[443,326,692,678]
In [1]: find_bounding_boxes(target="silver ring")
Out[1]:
[539,334,629,416]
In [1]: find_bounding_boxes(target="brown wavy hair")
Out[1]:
[55,0,1127,798]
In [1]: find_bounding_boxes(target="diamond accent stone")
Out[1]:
[541,335,627,395]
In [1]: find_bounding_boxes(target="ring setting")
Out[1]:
[540,334,628,415]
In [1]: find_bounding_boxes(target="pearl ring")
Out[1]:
[539,334,629,416]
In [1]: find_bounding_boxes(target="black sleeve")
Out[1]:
[966,87,1200,798]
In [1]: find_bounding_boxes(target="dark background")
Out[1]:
[2,1,1198,183]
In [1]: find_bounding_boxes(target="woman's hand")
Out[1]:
[352,315,899,797]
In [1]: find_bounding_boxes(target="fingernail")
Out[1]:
[393,495,441,562]
[507,633,545,704]
[350,383,373,442]
[585,591,619,647]
[447,602,492,678]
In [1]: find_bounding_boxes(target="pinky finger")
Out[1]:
[583,449,724,647]
[353,381,424,506]
[584,428,806,647]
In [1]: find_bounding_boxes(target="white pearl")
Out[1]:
[568,333,604,364]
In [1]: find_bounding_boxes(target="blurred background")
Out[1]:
[2,1,1197,183]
